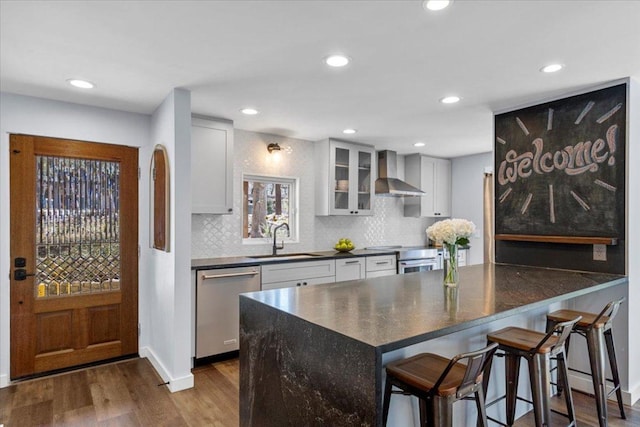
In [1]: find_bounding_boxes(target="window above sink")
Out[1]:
[242,174,299,244]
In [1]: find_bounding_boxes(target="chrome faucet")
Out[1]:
[272,223,290,255]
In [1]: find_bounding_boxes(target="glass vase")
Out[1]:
[443,243,459,287]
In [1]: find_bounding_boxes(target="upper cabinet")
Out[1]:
[404,154,451,217]
[315,139,375,216]
[191,116,234,214]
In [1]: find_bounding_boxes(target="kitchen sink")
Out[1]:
[250,253,325,261]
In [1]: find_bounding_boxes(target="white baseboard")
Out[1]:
[569,371,638,406]
[0,374,8,388]
[139,346,194,393]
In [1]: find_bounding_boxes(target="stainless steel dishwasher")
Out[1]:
[196,266,261,358]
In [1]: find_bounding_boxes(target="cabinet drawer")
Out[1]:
[335,258,365,282]
[261,259,336,284]
[366,255,397,272]
[261,275,335,291]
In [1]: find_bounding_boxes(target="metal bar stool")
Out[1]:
[546,297,626,427]
[485,316,581,427]
[382,342,498,427]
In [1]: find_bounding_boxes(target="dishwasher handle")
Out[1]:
[201,270,260,280]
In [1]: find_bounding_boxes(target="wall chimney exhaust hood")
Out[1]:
[375,150,425,197]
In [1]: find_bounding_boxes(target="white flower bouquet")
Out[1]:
[426,218,475,246]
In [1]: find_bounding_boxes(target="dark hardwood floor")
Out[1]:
[1,357,638,426]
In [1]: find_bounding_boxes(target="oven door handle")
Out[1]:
[399,259,438,268]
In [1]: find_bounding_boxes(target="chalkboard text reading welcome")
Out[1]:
[494,84,626,238]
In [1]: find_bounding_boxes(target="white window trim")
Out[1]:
[242,173,300,245]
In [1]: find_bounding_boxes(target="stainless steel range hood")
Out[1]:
[375,150,425,197]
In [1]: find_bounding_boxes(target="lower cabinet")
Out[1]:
[260,255,399,291]
[335,258,366,282]
[261,259,336,290]
[366,255,397,278]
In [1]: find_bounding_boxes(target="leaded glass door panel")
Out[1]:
[10,134,139,379]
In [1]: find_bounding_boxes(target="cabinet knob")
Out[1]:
[296,283,301,287]
[354,211,359,214]
[303,282,308,286]
[228,208,233,213]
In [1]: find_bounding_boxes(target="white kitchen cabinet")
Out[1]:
[261,259,335,290]
[191,116,234,214]
[314,139,375,216]
[365,255,397,278]
[335,258,366,282]
[404,154,451,217]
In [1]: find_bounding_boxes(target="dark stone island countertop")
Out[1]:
[239,263,627,426]
[242,263,626,353]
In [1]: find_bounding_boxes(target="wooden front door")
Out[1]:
[9,134,139,379]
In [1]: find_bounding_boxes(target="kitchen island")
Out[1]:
[239,263,627,427]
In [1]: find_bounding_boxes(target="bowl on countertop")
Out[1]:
[334,245,355,253]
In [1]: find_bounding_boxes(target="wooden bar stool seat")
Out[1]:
[485,316,581,427]
[382,342,498,427]
[547,309,609,329]
[546,298,626,427]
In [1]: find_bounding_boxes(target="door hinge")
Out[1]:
[138,244,141,258]
[138,323,141,336]
[152,167,156,180]
[138,167,141,180]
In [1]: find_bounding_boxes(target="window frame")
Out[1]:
[242,173,299,245]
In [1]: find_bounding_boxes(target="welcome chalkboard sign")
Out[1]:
[494,83,626,240]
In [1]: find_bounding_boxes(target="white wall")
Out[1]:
[142,89,194,392]
[451,152,493,265]
[0,92,150,387]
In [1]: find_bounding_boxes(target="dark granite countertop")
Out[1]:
[241,263,627,353]
[191,248,398,270]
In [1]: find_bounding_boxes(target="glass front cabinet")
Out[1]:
[315,139,375,216]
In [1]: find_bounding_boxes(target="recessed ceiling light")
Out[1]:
[241,108,259,115]
[325,55,350,67]
[423,0,452,11]
[540,63,564,73]
[67,79,95,89]
[414,142,426,147]
[440,96,461,104]
[343,128,357,134]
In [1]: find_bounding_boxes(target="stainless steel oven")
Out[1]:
[397,247,441,274]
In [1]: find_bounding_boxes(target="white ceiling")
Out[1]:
[2,1,639,158]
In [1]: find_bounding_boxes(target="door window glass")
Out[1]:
[35,156,120,297]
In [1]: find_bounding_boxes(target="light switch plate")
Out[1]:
[593,244,607,261]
